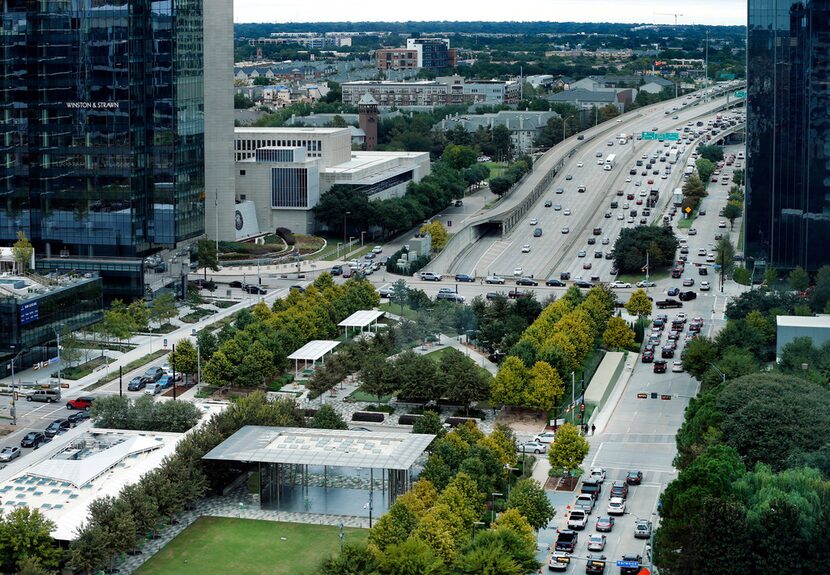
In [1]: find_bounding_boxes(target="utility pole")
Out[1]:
[172,343,177,400]
[214,188,219,253]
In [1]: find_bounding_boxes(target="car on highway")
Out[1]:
[485,292,506,301]
[679,290,697,301]
[577,186,586,193]
[533,431,556,444]
[574,279,593,288]
[142,366,164,384]
[545,278,566,287]
[555,529,578,552]
[517,441,547,454]
[545,200,553,207]
[554,204,562,211]
[567,509,589,530]
[634,520,653,539]
[682,277,695,287]
[610,480,629,499]
[607,497,626,515]
[653,359,668,373]
[641,350,654,363]
[589,467,606,483]
[575,493,596,513]
[21,432,46,449]
[609,281,631,289]
[699,267,709,276]
[485,275,505,284]
[587,238,596,245]
[563,208,572,215]
[513,267,523,277]
[521,244,531,253]
[636,280,656,287]
[627,217,635,224]
[565,174,573,180]
[516,277,538,286]
[656,298,682,309]
[672,361,684,373]
[454,273,475,282]
[555,188,564,194]
[719,220,727,228]
[127,376,146,391]
[378,286,395,298]
[561,227,570,234]
[529,219,538,225]
[583,262,593,270]
[577,162,584,167]
[372,246,383,254]
[548,552,571,572]
[578,250,587,258]
[533,228,543,237]
[66,396,95,410]
[592,516,615,537]
[420,271,443,281]
[0,445,21,463]
[228,280,244,288]
[619,554,644,575]
[587,534,607,552]
[626,470,643,485]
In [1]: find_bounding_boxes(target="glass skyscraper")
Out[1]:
[1,1,210,298]
[746,0,830,271]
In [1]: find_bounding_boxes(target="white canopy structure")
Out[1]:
[287,340,340,377]
[338,310,385,337]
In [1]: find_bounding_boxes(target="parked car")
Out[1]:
[533,431,556,444]
[517,441,547,454]
[454,273,475,282]
[127,376,146,391]
[144,383,163,396]
[21,432,46,449]
[44,419,72,438]
[66,396,95,410]
[0,446,21,462]
[68,411,91,425]
[143,366,164,383]
[243,284,266,295]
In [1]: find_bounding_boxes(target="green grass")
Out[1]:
[482,161,507,179]
[676,211,698,229]
[181,308,217,324]
[424,347,492,379]
[379,302,419,321]
[322,243,374,262]
[134,516,367,575]
[148,323,178,334]
[52,356,108,380]
[347,389,394,403]
[212,300,238,309]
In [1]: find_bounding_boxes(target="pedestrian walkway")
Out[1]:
[114,486,370,575]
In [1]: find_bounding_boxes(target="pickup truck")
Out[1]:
[574,494,595,514]
[567,509,588,530]
[555,529,579,552]
[508,289,533,299]
[656,299,683,309]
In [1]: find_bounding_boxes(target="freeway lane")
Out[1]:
[450,88,741,283]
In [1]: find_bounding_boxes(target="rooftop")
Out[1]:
[0,268,100,302]
[777,315,830,328]
[203,426,435,471]
[235,127,349,135]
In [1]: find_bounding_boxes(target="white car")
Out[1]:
[627,217,635,223]
[602,237,610,245]
[485,275,505,284]
[533,431,556,444]
[675,312,688,322]
[577,162,584,168]
[590,467,607,483]
[607,497,626,515]
[639,190,648,197]
[610,281,632,289]
[513,267,523,277]
[530,219,538,225]
[517,441,547,454]
[700,281,711,290]
[617,213,624,220]
[521,244,531,253]
[144,383,162,396]
[718,220,727,228]
[672,361,684,373]
[549,552,571,571]
[564,209,572,216]
[688,228,698,235]
[636,280,656,287]
[698,248,707,256]
[372,246,383,254]
[562,227,570,234]
[625,177,632,183]
[587,534,607,551]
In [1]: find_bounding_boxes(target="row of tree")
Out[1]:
[492,286,619,410]
[200,274,379,389]
[89,395,203,433]
[488,157,533,198]
[312,421,553,574]
[612,224,680,274]
[660,286,830,573]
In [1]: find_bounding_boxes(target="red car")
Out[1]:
[66,396,96,410]
[641,350,654,363]
[653,360,668,373]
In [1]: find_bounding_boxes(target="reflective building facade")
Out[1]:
[1,1,210,298]
[746,0,830,270]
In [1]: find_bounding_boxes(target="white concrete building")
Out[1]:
[233,127,430,236]
[776,316,830,359]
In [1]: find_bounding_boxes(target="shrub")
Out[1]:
[352,411,385,423]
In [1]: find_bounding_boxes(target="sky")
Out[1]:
[234,0,747,26]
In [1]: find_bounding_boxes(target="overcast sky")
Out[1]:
[234,0,747,26]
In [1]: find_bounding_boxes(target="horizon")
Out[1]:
[234,0,747,26]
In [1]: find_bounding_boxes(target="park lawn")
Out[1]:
[379,302,419,321]
[134,517,367,575]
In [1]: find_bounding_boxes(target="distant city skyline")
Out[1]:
[235,0,747,26]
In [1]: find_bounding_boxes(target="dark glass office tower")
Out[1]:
[0,1,206,299]
[746,0,830,271]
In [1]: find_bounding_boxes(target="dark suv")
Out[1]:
[142,367,164,383]
[609,480,629,499]
[554,529,578,552]
[619,554,643,575]
[127,376,146,391]
[581,478,602,499]
[44,419,72,438]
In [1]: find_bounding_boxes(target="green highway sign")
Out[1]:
[642,131,656,140]
[663,132,679,141]
[734,90,747,99]
[643,131,678,141]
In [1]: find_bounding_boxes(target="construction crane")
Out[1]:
[656,12,684,25]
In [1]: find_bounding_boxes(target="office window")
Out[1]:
[271,167,308,208]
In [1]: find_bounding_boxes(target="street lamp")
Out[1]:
[360,231,366,247]
[491,492,503,523]
[708,362,726,384]
[472,521,485,543]
[505,465,519,498]
[50,324,64,391]
[7,346,22,426]
[801,362,809,382]
[343,211,351,246]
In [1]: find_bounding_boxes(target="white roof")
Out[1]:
[777,315,830,328]
[27,435,162,488]
[338,310,384,328]
[287,340,340,361]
